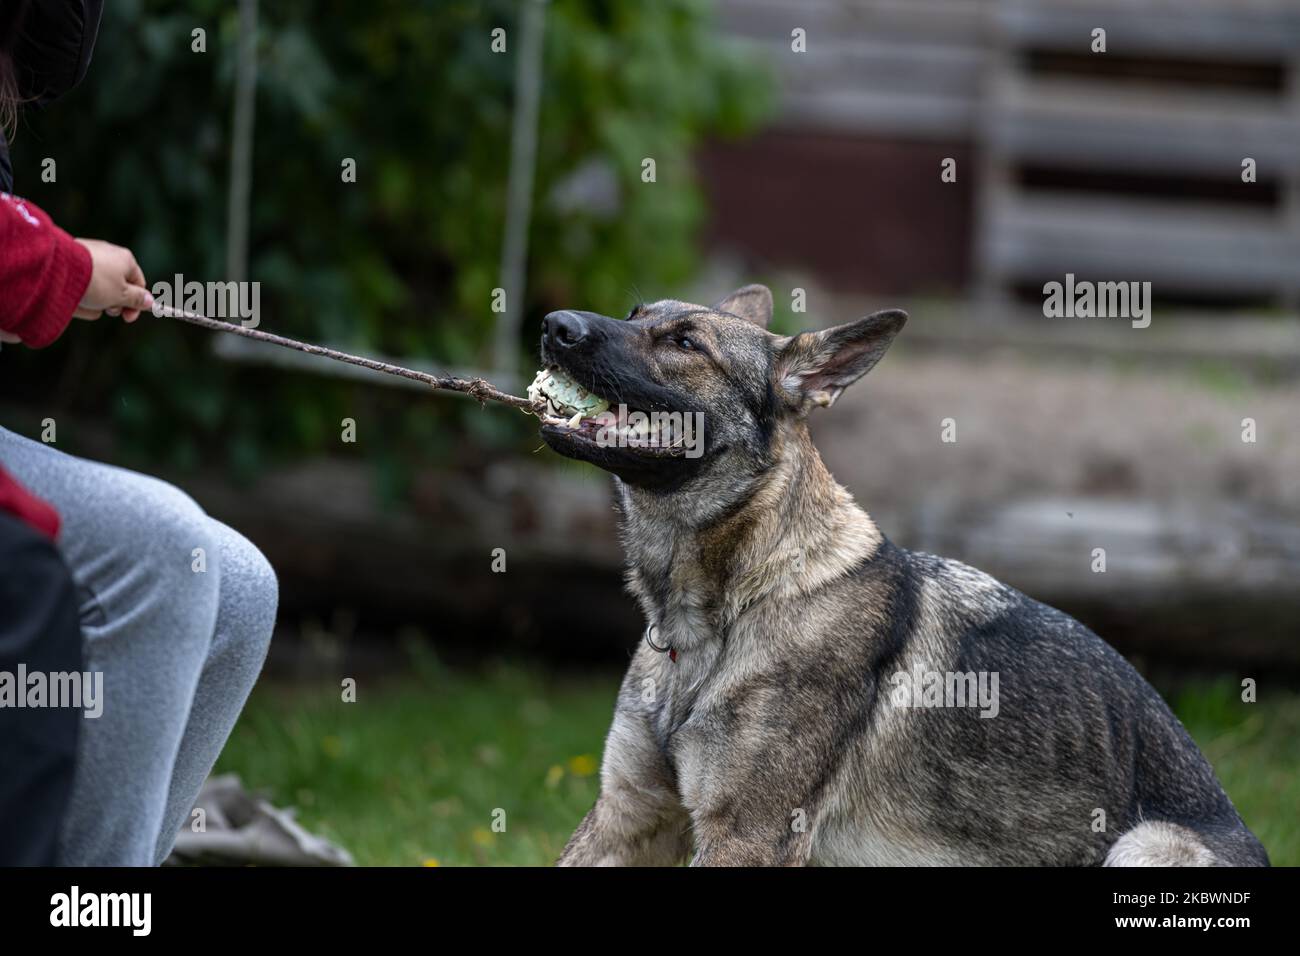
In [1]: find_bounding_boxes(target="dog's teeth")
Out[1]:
[566,412,583,429]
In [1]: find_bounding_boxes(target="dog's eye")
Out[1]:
[676,336,696,351]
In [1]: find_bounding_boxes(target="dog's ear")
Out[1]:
[713,284,773,329]
[775,309,907,411]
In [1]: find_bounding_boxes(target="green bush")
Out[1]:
[8,0,770,475]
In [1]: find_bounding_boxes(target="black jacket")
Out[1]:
[0,0,104,193]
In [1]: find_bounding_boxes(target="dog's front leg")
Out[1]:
[557,712,690,866]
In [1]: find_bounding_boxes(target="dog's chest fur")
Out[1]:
[611,482,1124,866]
[616,483,943,862]
[617,497,752,750]
[625,536,728,753]
[625,579,972,866]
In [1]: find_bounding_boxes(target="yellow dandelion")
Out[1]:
[567,754,598,777]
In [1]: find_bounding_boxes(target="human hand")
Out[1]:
[74,239,154,323]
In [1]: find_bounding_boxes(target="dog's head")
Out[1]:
[535,284,906,502]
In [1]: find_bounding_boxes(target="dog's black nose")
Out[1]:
[543,310,589,350]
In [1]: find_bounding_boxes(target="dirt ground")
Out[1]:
[818,341,1300,518]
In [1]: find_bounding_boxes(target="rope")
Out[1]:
[156,306,543,416]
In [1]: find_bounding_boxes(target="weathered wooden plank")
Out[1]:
[723,33,986,136]
[991,76,1300,173]
[717,0,991,43]
[775,88,977,137]
[902,496,1300,672]
[998,0,1300,60]
[773,39,985,96]
[983,193,1300,294]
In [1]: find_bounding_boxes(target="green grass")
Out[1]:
[216,665,1299,866]
[215,659,614,867]
[1171,681,1300,866]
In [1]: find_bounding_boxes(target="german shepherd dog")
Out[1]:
[535,285,1268,866]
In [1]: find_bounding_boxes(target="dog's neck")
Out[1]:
[617,421,884,649]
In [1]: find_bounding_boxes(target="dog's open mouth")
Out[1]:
[527,367,690,457]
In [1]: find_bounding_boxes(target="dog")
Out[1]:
[534,284,1268,866]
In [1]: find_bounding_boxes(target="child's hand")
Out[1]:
[74,239,154,323]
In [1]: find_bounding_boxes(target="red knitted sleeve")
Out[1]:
[0,193,92,348]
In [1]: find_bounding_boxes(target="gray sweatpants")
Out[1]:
[0,426,277,865]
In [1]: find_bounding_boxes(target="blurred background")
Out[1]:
[1,0,1297,864]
